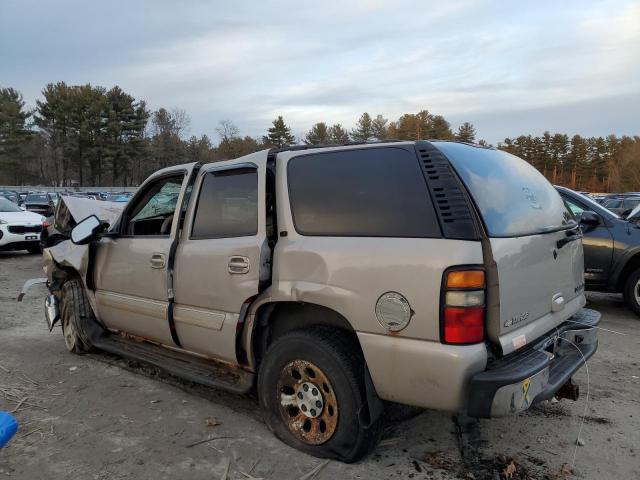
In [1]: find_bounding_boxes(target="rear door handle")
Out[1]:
[150,253,166,269]
[228,256,250,274]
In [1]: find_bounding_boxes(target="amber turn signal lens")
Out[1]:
[446,270,485,289]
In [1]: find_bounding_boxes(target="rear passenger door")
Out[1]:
[172,156,268,363]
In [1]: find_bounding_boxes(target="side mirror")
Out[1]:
[580,210,600,227]
[71,215,105,245]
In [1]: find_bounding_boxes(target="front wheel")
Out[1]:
[623,269,640,317]
[60,279,97,353]
[257,328,383,462]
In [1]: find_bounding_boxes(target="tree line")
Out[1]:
[1,82,638,191]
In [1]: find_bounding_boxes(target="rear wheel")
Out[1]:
[60,279,97,353]
[257,328,383,462]
[623,268,640,317]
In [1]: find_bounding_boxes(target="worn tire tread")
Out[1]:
[258,326,383,462]
[61,279,97,353]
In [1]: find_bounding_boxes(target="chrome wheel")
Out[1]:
[277,360,338,445]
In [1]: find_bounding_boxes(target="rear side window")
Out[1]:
[434,142,575,237]
[287,147,441,237]
[191,169,258,239]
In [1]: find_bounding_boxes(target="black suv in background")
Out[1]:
[23,193,55,216]
[557,186,640,315]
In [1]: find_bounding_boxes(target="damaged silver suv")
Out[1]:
[41,141,600,462]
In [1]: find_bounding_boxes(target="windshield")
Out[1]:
[434,142,576,237]
[25,194,49,203]
[0,197,22,212]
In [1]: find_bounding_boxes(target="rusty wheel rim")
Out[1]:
[62,311,76,351]
[276,360,338,445]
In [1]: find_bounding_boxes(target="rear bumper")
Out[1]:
[468,308,600,418]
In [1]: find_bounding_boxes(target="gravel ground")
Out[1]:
[0,252,638,479]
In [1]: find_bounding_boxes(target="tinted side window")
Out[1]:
[191,169,258,239]
[287,147,441,237]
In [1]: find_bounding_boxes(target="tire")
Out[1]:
[27,244,42,254]
[623,268,640,317]
[60,279,97,353]
[257,328,383,462]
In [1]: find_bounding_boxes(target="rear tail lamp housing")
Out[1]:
[441,267,485,344]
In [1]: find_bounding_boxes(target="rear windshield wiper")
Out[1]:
[556,225,582,249]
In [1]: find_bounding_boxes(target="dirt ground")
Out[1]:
[1,252,638,480]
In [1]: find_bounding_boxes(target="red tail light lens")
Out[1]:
[443,307,484,344]
[441,268,485,345]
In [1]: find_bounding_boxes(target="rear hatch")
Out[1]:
[433,142,585,355]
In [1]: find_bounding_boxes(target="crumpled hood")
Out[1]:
[46,196,126,277]
[59,195,124,225]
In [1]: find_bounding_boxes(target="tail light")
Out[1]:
[42,219,52,228]
[441,268,485,344]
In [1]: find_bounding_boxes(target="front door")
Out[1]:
[172,159,268,363]
[562,195,614,289]
[93,171,189,345]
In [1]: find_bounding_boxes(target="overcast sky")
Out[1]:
[1,0,638,144]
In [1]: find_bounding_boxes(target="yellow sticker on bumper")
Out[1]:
[521,378,532,408]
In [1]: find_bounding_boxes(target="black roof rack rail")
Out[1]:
[267,139,406,156]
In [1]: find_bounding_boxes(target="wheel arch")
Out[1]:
[249,301,362,371]
[614,250,640,292]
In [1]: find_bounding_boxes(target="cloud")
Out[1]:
[1,0,638,144]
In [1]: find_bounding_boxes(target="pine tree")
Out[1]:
[263,116,295,148]
[428,115,453,139]
[566,135,587,189]
[455,122,476,143]
[305,122,330,145]
[351,112,373,141]
[0,87,32,183]
[328,124,349,144]
[371,114,388,140]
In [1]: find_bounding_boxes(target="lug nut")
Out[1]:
[303,384,309,392]
[316,401,321,408]
[301,405,307,412]
[297,392,303,399]
[310,409,316,416]
[312,388,318,395]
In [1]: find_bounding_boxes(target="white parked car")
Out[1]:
[0,197,45,254]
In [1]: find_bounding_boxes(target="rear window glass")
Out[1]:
[287,147,441,237]
[26,194,49,203]
[433,143,575,237]
[191,169,258,239]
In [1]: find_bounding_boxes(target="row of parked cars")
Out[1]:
[591,192,640,216]
[0,190,132,254]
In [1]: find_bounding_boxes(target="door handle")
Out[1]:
[228,256,250,274]
[150,253,166,269]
